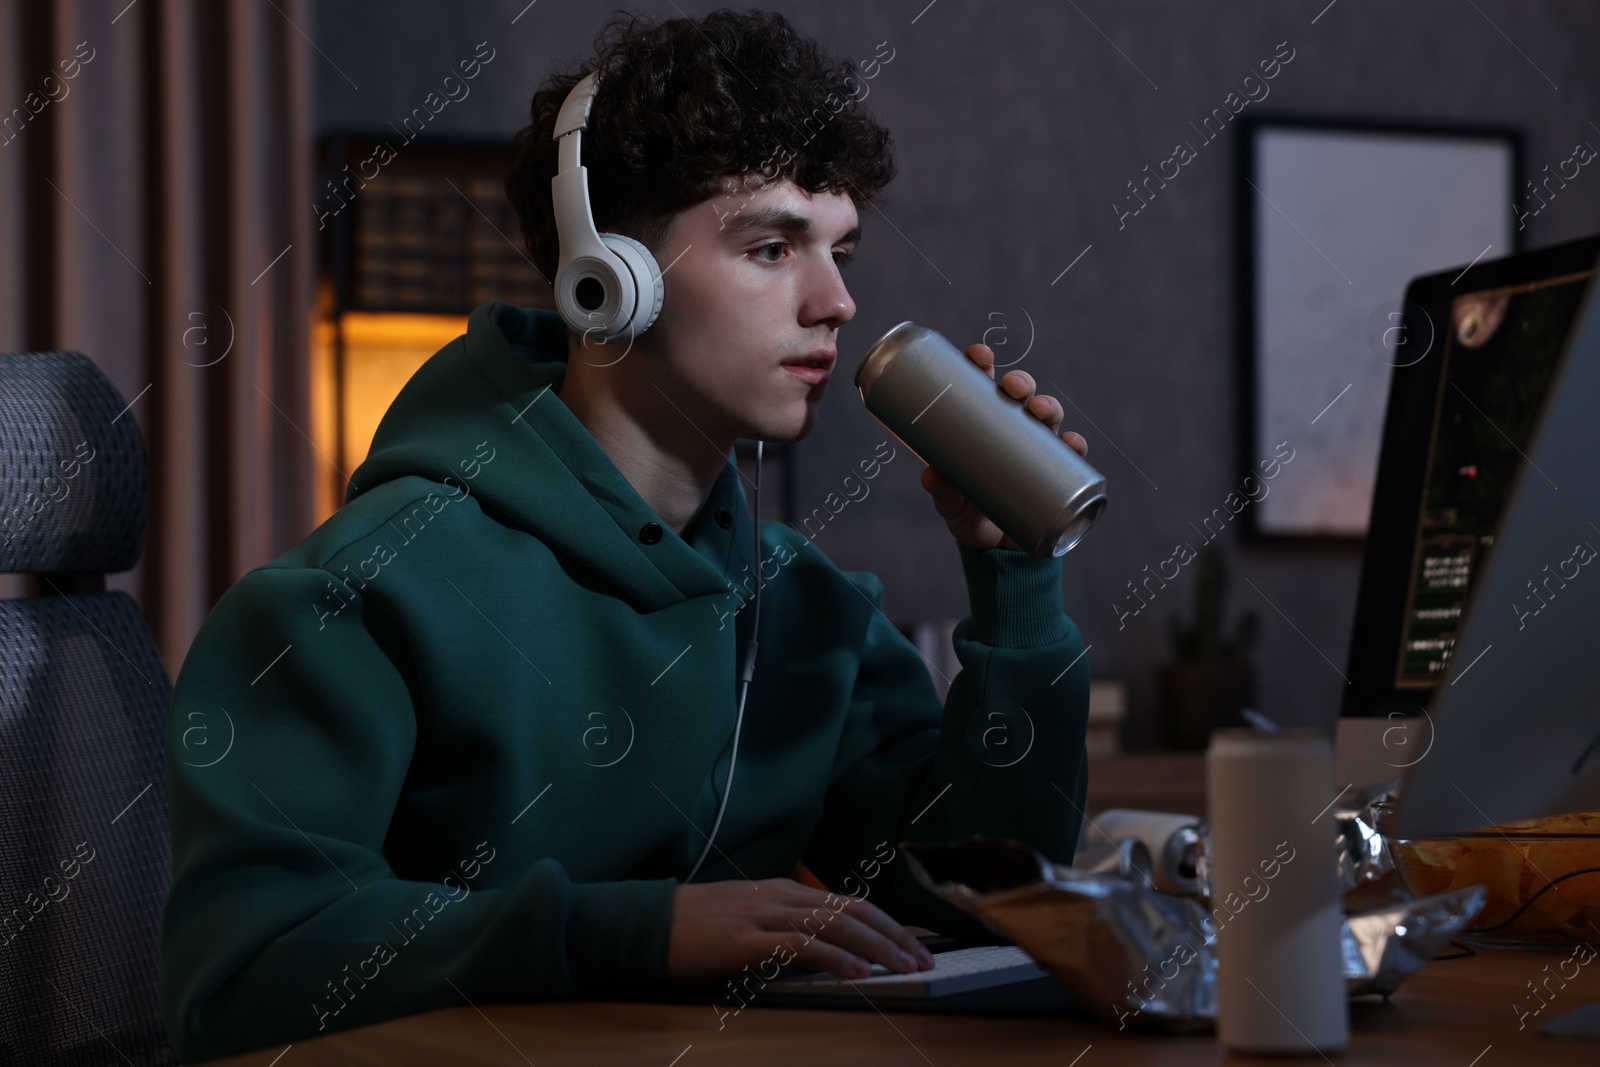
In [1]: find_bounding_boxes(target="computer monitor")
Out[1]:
[1358,235,1600,836]
[1344,234,1600,720]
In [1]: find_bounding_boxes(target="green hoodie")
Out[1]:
[159,301,1091,1062]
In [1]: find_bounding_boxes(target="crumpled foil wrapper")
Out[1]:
[904,836,1486,1030]
[1332,781,1400,895]
[1342,883,1486,996]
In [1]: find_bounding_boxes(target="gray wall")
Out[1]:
[313,0,1600,747]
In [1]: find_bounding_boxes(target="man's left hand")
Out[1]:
[919,342,1090,553]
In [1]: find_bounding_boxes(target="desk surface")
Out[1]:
[1085,752,1207,817]
[206,947,1599,1065]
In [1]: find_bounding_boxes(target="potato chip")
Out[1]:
[1394,839,1466,897]
[1447,846,1522,926]
[1521,851,1600,933]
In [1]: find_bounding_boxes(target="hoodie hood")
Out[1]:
[346,301,754,613]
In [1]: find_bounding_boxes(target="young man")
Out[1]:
[159,9,1091,1060]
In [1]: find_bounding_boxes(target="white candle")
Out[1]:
[1206,728,1349,1053]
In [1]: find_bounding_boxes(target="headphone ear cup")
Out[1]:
[555,253,629,340]
[599,233,665,339]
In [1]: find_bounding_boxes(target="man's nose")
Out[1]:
[800,254,856,330]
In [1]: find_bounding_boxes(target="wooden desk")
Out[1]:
[205,948,1600,1065]
[1086,752,1208,817]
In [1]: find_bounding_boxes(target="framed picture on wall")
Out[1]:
[1236,118,1521,541]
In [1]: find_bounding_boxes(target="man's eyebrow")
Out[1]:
[724,205,861,245]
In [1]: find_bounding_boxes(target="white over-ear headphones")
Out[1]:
[551,70,665,345]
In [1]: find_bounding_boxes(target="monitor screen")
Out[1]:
[1343,235,1600,716]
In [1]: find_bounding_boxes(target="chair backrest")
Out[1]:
[0,351,176,1065]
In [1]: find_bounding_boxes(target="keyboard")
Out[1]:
[759,944,1051,999]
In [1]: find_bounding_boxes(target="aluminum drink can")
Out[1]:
[854,321,1107,557]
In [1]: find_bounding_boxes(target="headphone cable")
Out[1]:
[684,439,762,883]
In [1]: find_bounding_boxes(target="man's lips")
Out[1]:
[782,350,835,384]
[783,366,830,385]
[781,351,837,371]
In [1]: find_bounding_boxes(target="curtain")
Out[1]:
[0,0,316,678]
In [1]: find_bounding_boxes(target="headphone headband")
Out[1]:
[550,71,664,346]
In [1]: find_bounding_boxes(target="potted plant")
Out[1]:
[1159,544,1259,749]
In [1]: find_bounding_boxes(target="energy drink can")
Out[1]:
[854,321,1107,557]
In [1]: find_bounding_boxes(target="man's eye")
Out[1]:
[751,243,855,266]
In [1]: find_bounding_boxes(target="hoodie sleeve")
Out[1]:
[800,543,1090,943]
[159,565,677,1063]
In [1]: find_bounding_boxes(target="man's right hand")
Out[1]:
[666,878,936,983]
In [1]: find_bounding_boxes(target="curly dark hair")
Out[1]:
[504,7,897,286]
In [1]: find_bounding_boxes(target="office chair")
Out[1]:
[0,351,176,1065]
